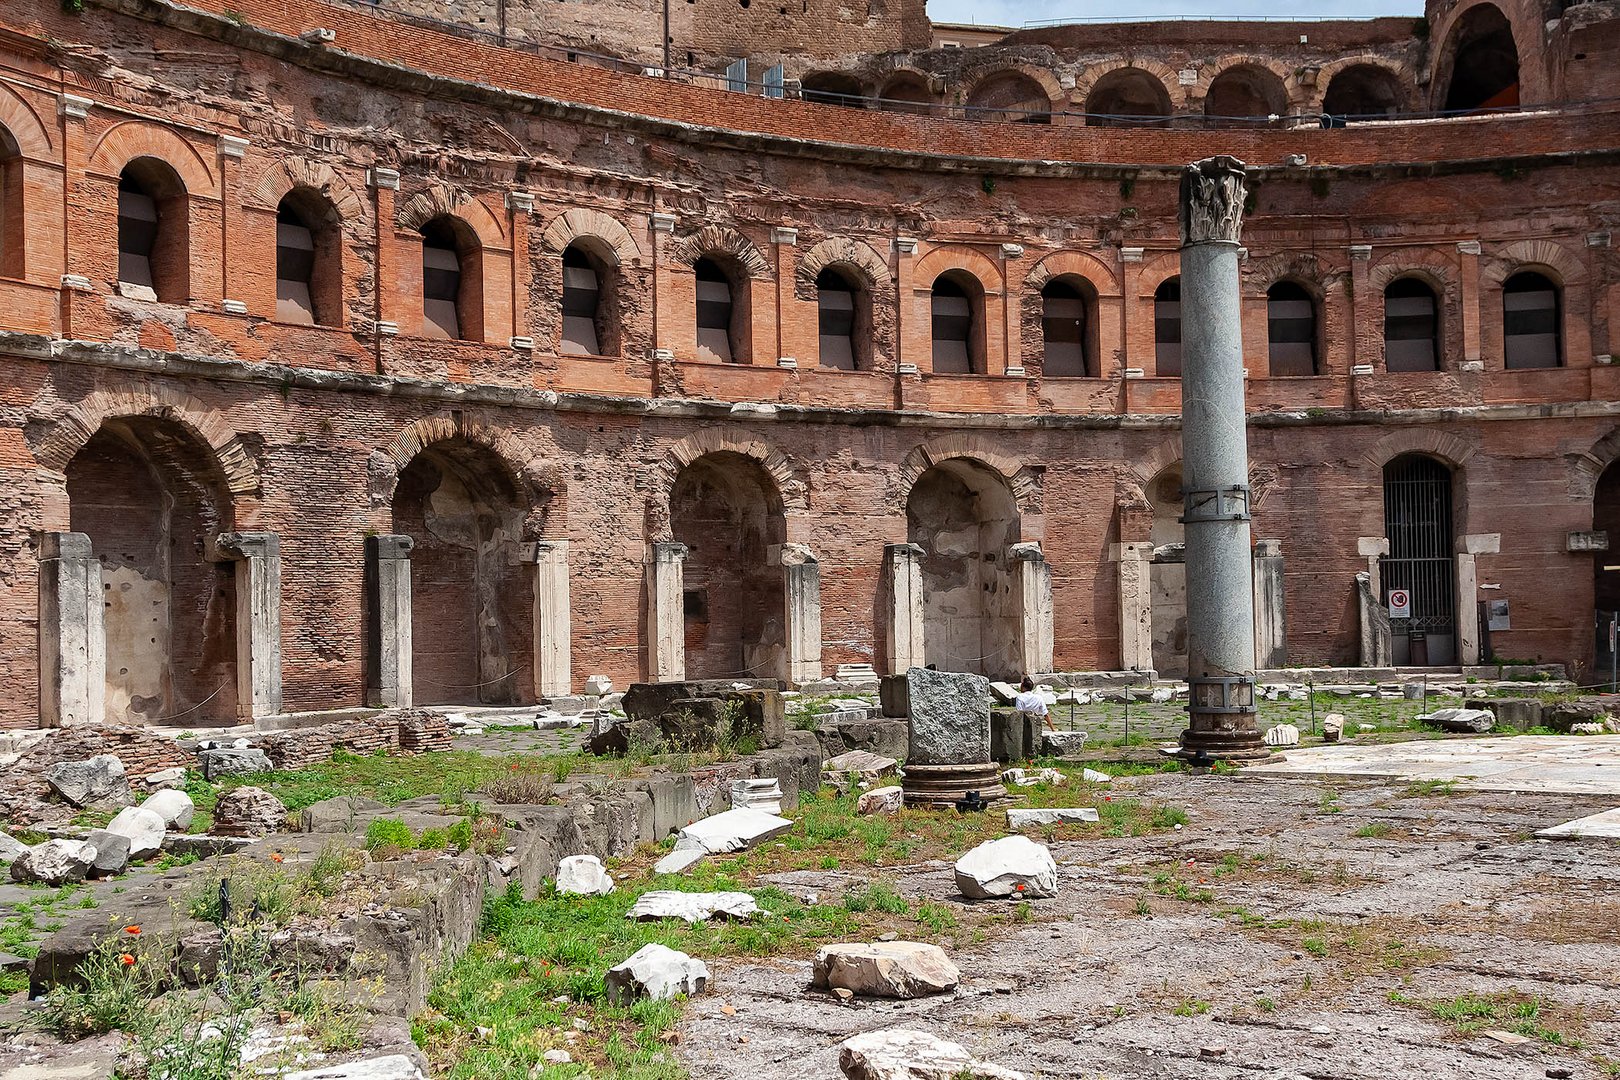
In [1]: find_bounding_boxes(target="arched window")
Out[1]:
[0,126,20,279]
[801,72,865,108]
[420,216,484,342]
[1153,278,1182,377]
[930,273,979,374]
[275,189,341,326]
[560,244,604,356]
[1441,3,1520,112]
[877,73,934,114]
[965,71,1051,124]
[1204,65,1287,126]
[696,256,746,363]
[1322,64,1405,123]
[1383,277,1440,372]
[1267,281,1318,376]
[118,158,189,303]
[1041,278,1092,377]
[1503,271,1561,369]
[1084,68,1172,127]
[816,267,860,370]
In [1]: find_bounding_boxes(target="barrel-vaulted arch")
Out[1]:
[962,65,1061,123]
[1317,57,1412,120]
[370,411,561,535]
[538,207,645,359]
[246,157,368,328]
[794,235,894,371]
[1429,0,1534,111]
[670,224,772,365]
[1073,61,1179,125]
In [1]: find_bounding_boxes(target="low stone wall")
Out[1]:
[0,725,192,824]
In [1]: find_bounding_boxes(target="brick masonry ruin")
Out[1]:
[3,0,1620,728]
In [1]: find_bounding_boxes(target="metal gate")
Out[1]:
[1382,455,1456,663]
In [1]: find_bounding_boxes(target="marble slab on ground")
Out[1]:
[1535,806,1620,839]
[1242,735,1620,796]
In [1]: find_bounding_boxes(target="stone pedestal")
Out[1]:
[366,534,413,708]
[646,541,687,682]
[900,666,1006,807]
[884,543,925,674]
[1251,540,1286,669]
[1010,542,1053,676]
[779,543,822,685]
[39,532,105,728]
[216,532,283,720]
[527,540,572,697]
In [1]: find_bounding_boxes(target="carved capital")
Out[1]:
[1179,156,1247,247]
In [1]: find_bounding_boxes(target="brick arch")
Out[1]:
[1369,248,1459,294]
[1071,60,1180,109]
[1363,428,1476,471]
[915,246,1002,295]
[397,184,507,248]
[1427,0,1544,109]
[31,383,259,499]
[961,64,1064,112]
[1244,251,1346,300]
[245,156,370,230]
[370,412,562,515]
[794,236,891,301]
[671,225,771,279]
[646,427,808,541]
[1024,249,1120,296]
[1482,238,1586,288]
[1193,55,1297,105]
[1567,427,1620,500]
[1137,252,1181,297]
[1312,54,1416,114]
[87,121,217,196]
[1128,437,1183,494]
[900,437,1043,515]
[0,83,51,158]
[539,207,642,267]
[1127,440,1280,511]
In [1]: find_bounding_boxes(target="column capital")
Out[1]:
[650,212,678,233]
[367,167,401,191]
[884,542,925,558]
[1456,239,1481,256]
[650,540,689,562]
[368,533,415,559]
[216,531,279,559]
[506,190,536,213]
[1008,540,1045,563]
[1179,156,1248,247]
[59,94,93,120]
[1348,244,1372,261]
[771,227,798,246]
[775,542,817,566]
[42,531,94,560]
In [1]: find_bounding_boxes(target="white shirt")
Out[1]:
[1013,690,1048,718]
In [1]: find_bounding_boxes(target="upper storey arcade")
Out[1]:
[0,0,1617,420]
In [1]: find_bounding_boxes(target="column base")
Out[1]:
[900,763,1010,808]
[1175,727,1271,764]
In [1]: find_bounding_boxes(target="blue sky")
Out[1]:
[926,0,1424,29]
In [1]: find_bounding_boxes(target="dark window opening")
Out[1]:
[1503,271,1560,369]
[1383,277,1439,371]
[1154,278,1182,377]
[1267,280,1318,377]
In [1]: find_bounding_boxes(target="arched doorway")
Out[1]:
[1146,466,1188,679]
[1084,68,1172,127]
[906,459,1020,677]
[670,452,787,680]
[1439,3,1520,112]
[1382,454,1457,665]
[391,439,530,705]
[65,418,237,724]
[1593,462,1620,675]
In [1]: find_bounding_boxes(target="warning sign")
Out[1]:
[1388,589,1412,619]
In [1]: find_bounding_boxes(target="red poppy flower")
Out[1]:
[119,953,135,966]
[124,926,141,935]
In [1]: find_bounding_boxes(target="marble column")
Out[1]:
[216,532,283,720]
[885,542,925,673]
[528,540,572,697]
[646,541,687,682]
[1456,533,1500,665]
[779,543,822,684]
[1010,542,1053,675]
[39,532,105,727]
[366,534,414,708]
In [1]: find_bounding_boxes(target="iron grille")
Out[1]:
[1382,455,1455,633]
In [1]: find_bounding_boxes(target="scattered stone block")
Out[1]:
[106,805,166,860]
[1080,768,1111,784]
[1262,724,1300,748]
[45,754,131,808]
[0,832,27,865]
[141,789,195,831]
[988,681,1018,704]
[1005,808,1098,829]
[1322,713,1346,742]
[652,840,708,874]
[283,1055,428,1080]
[555,854,615,896]
[626,891,761,923]
[838,1028,1026,1080]
[812,942,960,999]
[990,708,1042,763]
[907,668,991,765]
[834,664,879,685]
[300,796,387,833]
[583,675,614,696]
[605,942,709,1003]
[1570,722,1606,735]
[199,747,272,781]
[878,674,909,718]
[145,767,187,789]
[211,786,288,837]
[729,778,783,814]
[1418,708,1494,734]
[856,786,903,816]
[953,835,1058,899]
[675,807,793,855]
[10,839,97,885]
[824,750,899,781]
[1001,767,1065,787]
[1466,696,1542,731]
[83,829,131,876]
[1040,731,1089,756]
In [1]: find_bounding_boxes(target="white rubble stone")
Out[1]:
[813,942,960,999]
[1322,713,1346,742]
[141,789,195,830]
[1150,686,1175,703]
[856,786,903,816]
[674,808,794,855]
[106,805,166,860]
[604,942,710,1003]
[838,1028,1027,1080]
[1040,731,1089,756]
[583,675,613,696]
[45,754,131,807]
[10,839,97,885]
[1001,767,1065,787]
[1006,808,1099,829]
[1080,768,1112,784]
[652,838,708,874]
[824,750,899,779]
[1262,723,1300,748]
[953,835,1058,899]
[988,681,1019,704]
[555,854,615,896]
[542,1049,573,1064]
[729,778,783,814]
[1417,707,1494,734]
[145,767,187,789]
[283,1054,427,1080]
[626,890,761,923]
[0,832,27,865]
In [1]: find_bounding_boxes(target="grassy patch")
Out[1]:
[1354,822,1394,839]
[1404,779,1460,797]
[1422,993,1584,1047]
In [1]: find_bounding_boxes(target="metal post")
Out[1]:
[1175,157,1266,763]
[1610,611,1617,694]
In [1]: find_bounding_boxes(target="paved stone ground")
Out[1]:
[675,770,1620,1079]
[1246,734,1620,796]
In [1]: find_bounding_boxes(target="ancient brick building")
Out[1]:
[2,0,1619,730]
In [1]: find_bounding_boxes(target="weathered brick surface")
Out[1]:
[0,0,1616,727]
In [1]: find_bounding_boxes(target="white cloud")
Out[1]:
[927,0,1424,30]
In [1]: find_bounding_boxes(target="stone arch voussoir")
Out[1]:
[1482,238,1587,288]
[647,427,808,541]
[900,437,1043,515]
[795,237,892,301]
[246,156,370,230]
[671,225,772,279]
[371,413,563,534]
[0,84,52,158]
[540,207,642,267]
[397,184,507,248]
[1567,427,1620,501]
[1364,428,1476,471]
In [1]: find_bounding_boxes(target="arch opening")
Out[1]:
[877,72,934,114]
[1040,277,1095,377]
[1154,277,1182,377]
[1503,270,1561,369]
[695,254,750,363]
[1384,277,1440,372]
[907,459,1021,677]
[670,452,787,680]
[1084,68,1172,127]
[1594,461,1620,673]
[561,242,617,356]
[66,417,238,725]
[118,157,189,303]
[801,72,866,108]
[930,272,983,374]
[391,439,531,706]
[1267,280,1319,377]
[1441,3,1520,112]
[276,188,342,326]
[421,215,482,341]
[965,71,1051,123]
[0,124,20,279]
[1322,64,1404,122]
[1381,454,1457,665]
[1204,65,1287,125]
[816,266,868,370]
